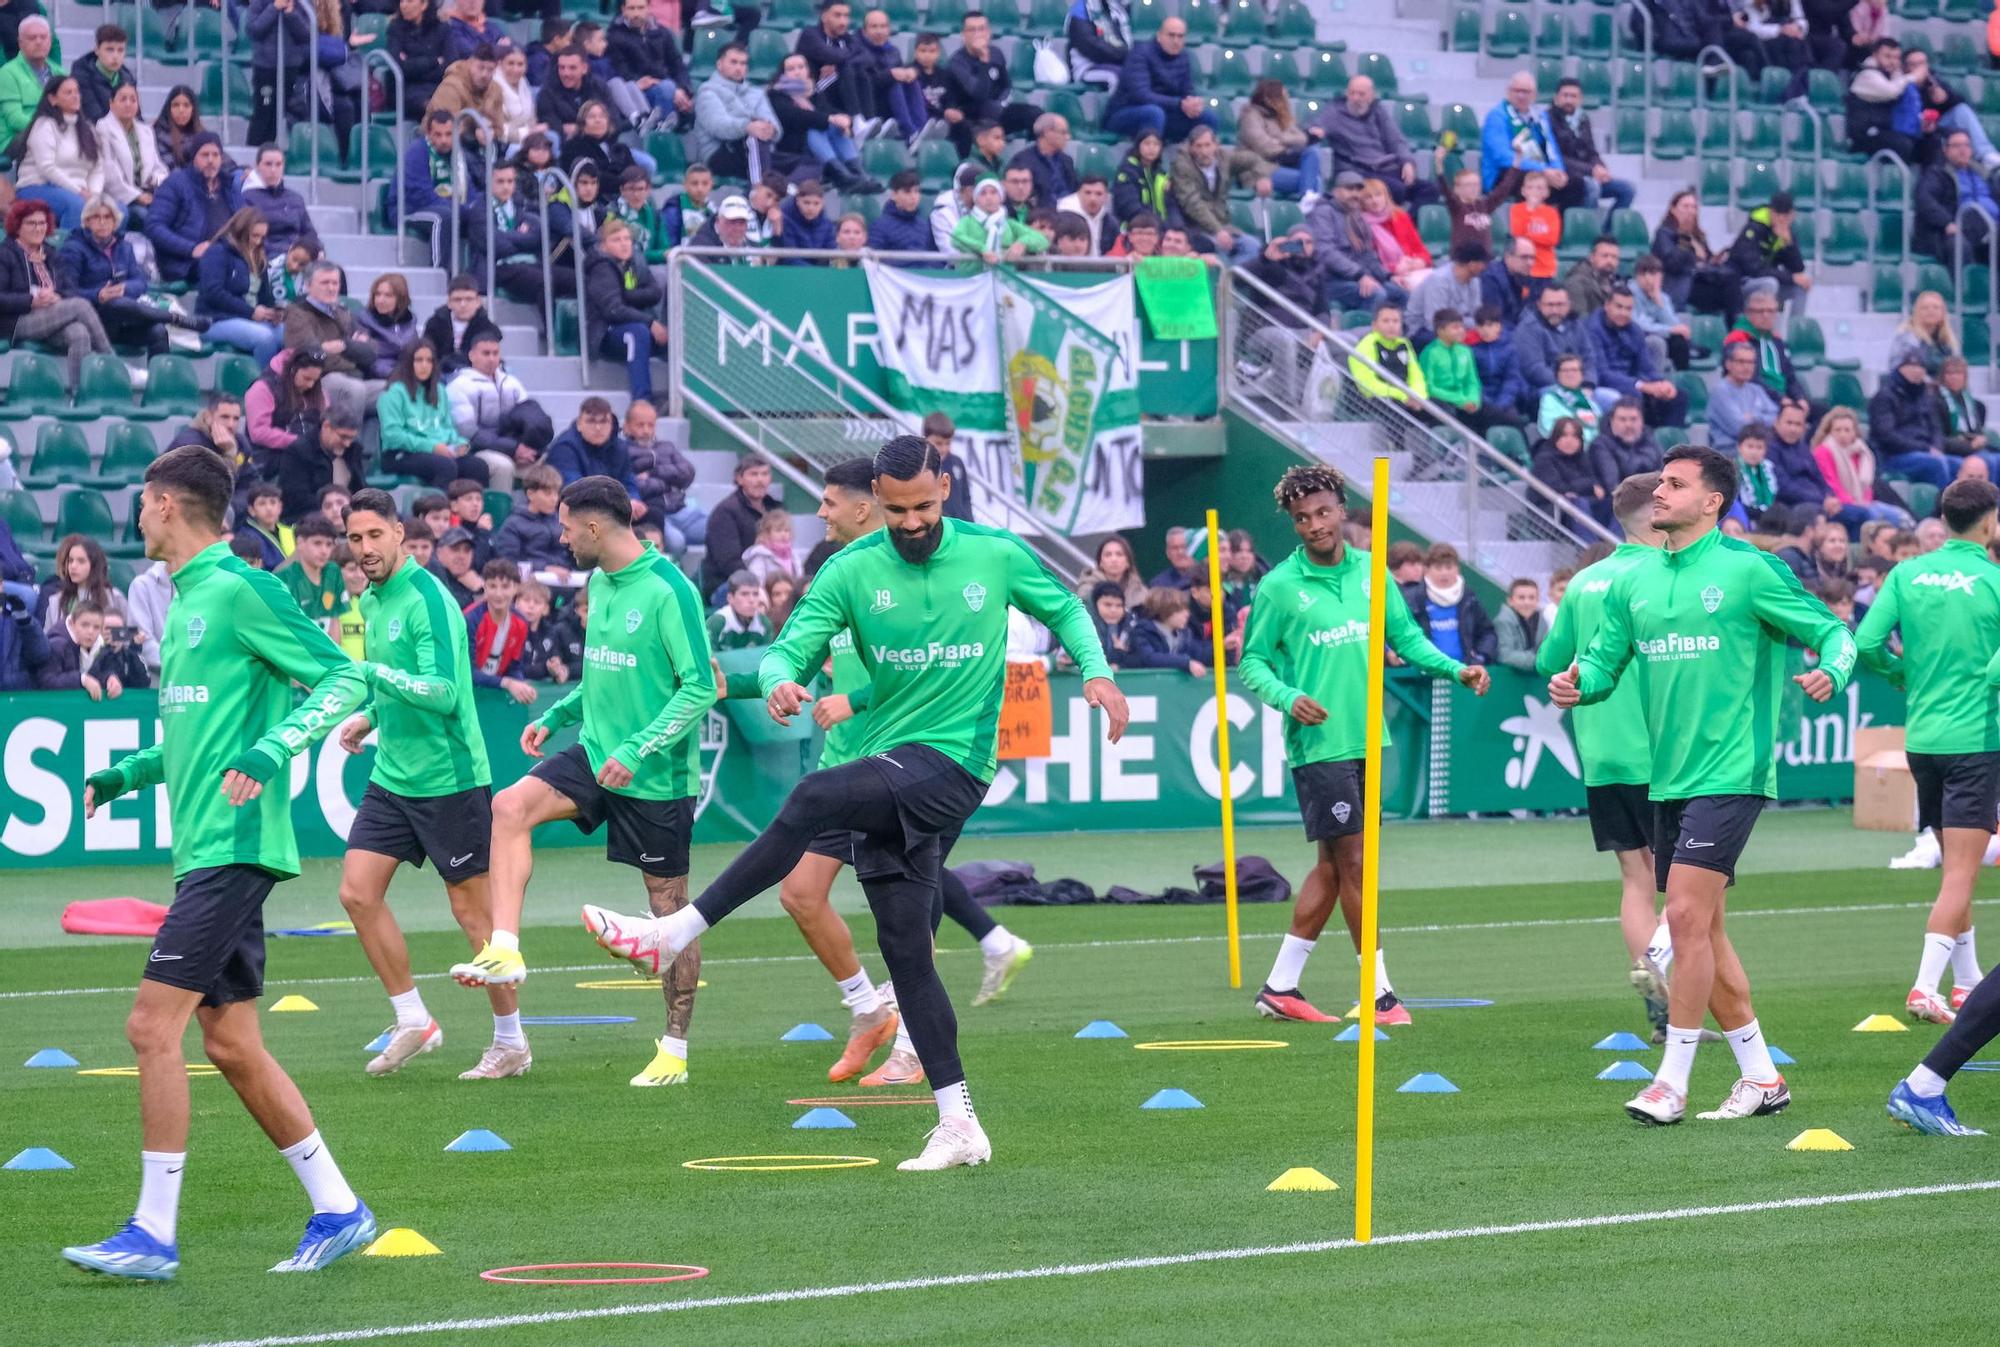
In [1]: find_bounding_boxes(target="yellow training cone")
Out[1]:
[1851,1014,1908,1032]
[269,995,319,1012]
[364,1228,442,1257]
[1786,1129,1854,1152]
[1266,1167,1340,1192]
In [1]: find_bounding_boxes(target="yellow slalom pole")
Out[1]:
[1354,457,1390,1244]
[1205,509,1241,989]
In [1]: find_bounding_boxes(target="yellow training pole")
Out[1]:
[1205,509,1242,990]
[1354,457,1390,1244]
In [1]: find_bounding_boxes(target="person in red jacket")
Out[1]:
[1358,176,1433,291]
[462,559,536,705]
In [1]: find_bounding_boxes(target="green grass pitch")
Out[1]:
[5,812,2000,1347]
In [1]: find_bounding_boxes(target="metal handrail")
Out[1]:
[359,50,406,240]
[305,3,321,203]
[532,164,590,385]
[1953,200,1999,381]
[448,108,499,302]
[1693,45,1740,213]
[1865,149,1914,303]
[1224,266,1616,550]
[1610,0,1654,122]
[1791,107,1824,272]
[669,251,1099,575]
[274,0,286,152]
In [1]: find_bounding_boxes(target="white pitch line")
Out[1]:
[0,900,1929,1002]
[182,1179,2000,1347]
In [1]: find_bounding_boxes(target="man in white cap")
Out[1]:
[690,194,759,261]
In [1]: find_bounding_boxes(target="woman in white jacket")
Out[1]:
[96,83,167,220]
[13,77,104,230]
[493,46,543,153]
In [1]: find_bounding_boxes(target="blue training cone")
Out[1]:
[23,1049,79,1068]
[1335,1023,1390,1042]
[793,1108,857,1130]
[1142,1088,1203,1109]
[363,1030,393,1054]
[1592,1032,1649,1052]
[781,1023,835,1042]
[1074,1021,1128,1039]
[1596,1059,1655,1082]
[1770,1046,1796,1066]
[6,1147,73,1170]
[444,1129,512,1153]
[1397,1073,1459,1094]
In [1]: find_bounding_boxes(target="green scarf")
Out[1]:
[1739,460,1776,510]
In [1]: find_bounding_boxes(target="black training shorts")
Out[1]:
[530,743,695,878]
[1907,750,2000,836]
[347,782,494,883]
[805,829,858,864]
[1587,782,1653,855]
[1293,759,1366,842]
[143,864,277,1008]
[1652,794,1765,892]
[851,744,986,884]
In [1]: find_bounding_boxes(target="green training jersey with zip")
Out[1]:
[1574,526,1857,800]
[1237,545,1465,767]
[1536,542,1653,787]
[356,556,492,796]
[534,543,716,800]
[85,541,368,879]
[1856,538,2000,754]
[759,518,1113,783]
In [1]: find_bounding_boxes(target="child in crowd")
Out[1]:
[333,542,367,660]
[706,570,774,650]
[1733,424,1777,528]
[661,162,714,249]
[740,510,801,585]
[448,478,495,570]
[1127,587,1208,676]
[464,559,535,699]
[403,517,436,569]
[1507,171,1560,280]
[241,484,292,569]
[1089,579,1135,667]
[514,580,572,682]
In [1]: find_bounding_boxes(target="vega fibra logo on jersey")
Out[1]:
[1307,619,1370,648]
[1911,570,1979,594]
[1636,632,1722,658]
[158,684,210,706]
[868,641,987,667]
[584,644,639,669]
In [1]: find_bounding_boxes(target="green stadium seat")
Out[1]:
[1939,35,1980,78]
[212,353,263,401]
[23,423,93,489]
[1962,314,1991,364]
[1610,106,1647,155]
[1961,265,1993,312]
[1653,427,1690,452]
[1437,102,1481,151]
[1822,213,1867,265]
[0,487,43,544]
[746,27,790,76]
[286,122,345,183]
[1653,64,1696,108]
[1571,14,1614,61]
[553,299,580,358]
[1826,162,1868,212]
[1075,141,1120,181]
[1903,481,1942,519]
[73,354,137,419]
[1486,9,1530,58]
[1533,57,1565,101]
[1610,209,1648,254]
[1417,203,1450,252]
[484,489,514,529]
[1808,68,1844,115]
[1700,158,1731,203]
[1699,111,1735,159]
[1486,425,1530,470]
[1,353,70,418]
[1301,49,1348,99]
[1575,60,1611,108]
[1449,3,1482,52]
[1686,314,1725,371]
[1396,100,1433,150]
[1182,0,1223,42]
[1783,159,1819,207]
[98,423,161,486]
[1739,116,1781,161]
[1736,161,1781,208]
[1914,262,1955,304]
[54,486,118,542]
[1557,208,1600,264]
[1787,316,1826,370]
[1257,49,1301,86]
[917,139,959,191]
[1757,68,1789,106]
[1870,265,1905,313]
[863,137,913,183]
[1270,0,1317,49]
[1209,47,1253,97]
[1944,0,1987,17]
[1127,0,1167,39]
[351,123,401,182]
[1674,372,1708,423]
[1652,110,1695,161]
[1827,370,1866,411]
[1353,53,1398,99]
[1223,0,1266,42]
[141,354,204,418]
[766,0,817,24]
[1901,0,1939,17]
[687,26,731,76]
[1263,200,1302,235]
[199,60,253,120]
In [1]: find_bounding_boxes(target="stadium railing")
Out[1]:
[448,109,501,305]
[534,164,591,383]
[1220,266,1616,584]
[665,247,1098,579]
[359,50,408,242]
[1954,200,1998,381]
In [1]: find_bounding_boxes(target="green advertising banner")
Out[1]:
[0,667,1902,870]
[683,265,1220,420]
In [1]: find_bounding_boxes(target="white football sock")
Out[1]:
[978,925,1017,957]
[1266,934,1314,992]
[892,1020,914,1056]
[1952,929,1982,988]
[490,930,519,951]
[389,987,428,1030]
[492,1011,525,1048]
[1645,918,1674,975]
[1916,932,1956,997]
[935,1080,973,1120]
[662,1035,688,1060]
[1375,948,1393,996]
[1657,1025,1702,1093]
[660,905,709,952]
[1906,1064,1949,1098]
[134,1150,185,1244]
[1724,1018,1779,1083]
[837,969,882,1014]
[278,1131,358,1215]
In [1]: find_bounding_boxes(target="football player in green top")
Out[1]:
[330,489,528,1083]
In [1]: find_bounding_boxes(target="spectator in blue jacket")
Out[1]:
[1125,586,1208,675]
[867,170,936,258]
[143,133,242,282]
[544,396,648,510]
[1009,113,1080,210]
[1583,288,1687,427]
[445,0,509,64]
[1102,16,1217,144]
[195,206,285,368]
[241,143,320,260]
[401,110,463,267]
[58,195,188,356]
[1479,72,1566,197]
[246,0,313,148]
[0,584,50,691]
[1471,304,1532,416]
[778,180,836,260]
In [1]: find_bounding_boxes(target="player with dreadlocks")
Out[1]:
[1237,464,1490,1024]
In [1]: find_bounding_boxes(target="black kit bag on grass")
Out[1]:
[1192,856,1292,905]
